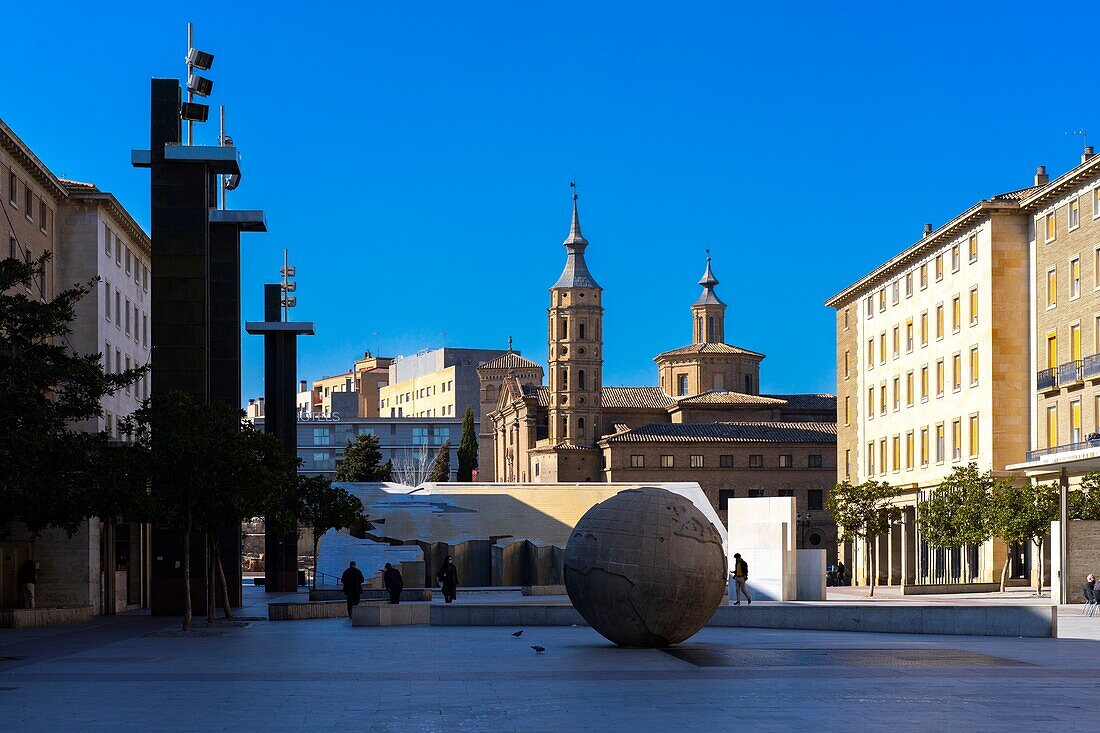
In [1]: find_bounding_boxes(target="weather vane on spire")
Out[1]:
[570,180,577,201]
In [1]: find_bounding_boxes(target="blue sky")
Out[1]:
[4,1,1096,401]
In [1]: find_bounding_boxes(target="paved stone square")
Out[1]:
[2,587,1099,732]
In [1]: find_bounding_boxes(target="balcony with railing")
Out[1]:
[1059,359,1084,387]
[1036,367,1058,392]
[1025,437,1100,462]
[1084,353,1100,380]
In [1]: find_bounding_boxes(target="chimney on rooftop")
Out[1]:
[1084,147,1096,164]
[299,379,307,392]
[1035,165,1049,186]
[923,223,932,237]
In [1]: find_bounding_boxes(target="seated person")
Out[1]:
[1086,574,1098,603]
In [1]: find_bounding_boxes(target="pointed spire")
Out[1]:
[564,192,588,246]
[507,335,513,353]
[693,250,725,306]
[552,187,600,289]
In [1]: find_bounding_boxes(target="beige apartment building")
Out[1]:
[826,175,1036,589]
[1,117,150,614]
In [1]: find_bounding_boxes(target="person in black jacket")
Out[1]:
[436,556,459,603]
[1086,574,1097,604]
[340,561,365,618]
[383,562,404,605]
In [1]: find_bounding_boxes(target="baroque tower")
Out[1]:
[692,255,726,343]
[548,192,604,446]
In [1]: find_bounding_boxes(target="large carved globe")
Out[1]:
[564,487,727,647]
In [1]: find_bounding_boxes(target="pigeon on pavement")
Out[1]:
[531,646,546,654]
[511,630,524,637]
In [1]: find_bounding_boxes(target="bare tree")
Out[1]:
[392,445,437,487]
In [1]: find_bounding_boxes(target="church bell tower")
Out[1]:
[547,191,603,446]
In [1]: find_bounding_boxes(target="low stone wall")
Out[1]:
[901,582,1002,595]
[268,600,348,621]
[352,603,430,626]
[430,603,584,626]
[309,588,433,603]
[521,585,567,596]
[709,603,1056,637]
[0,606,95,628]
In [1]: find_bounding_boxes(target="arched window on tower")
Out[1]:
[561,416,568,437]
[560,318,568,339]
[707,316,714,341]
[578,370,586,390]
[561,369,568,389]
[696,316,703,342]
[578,417,585,440]
[579,322,586,340]
[744,374,753,394]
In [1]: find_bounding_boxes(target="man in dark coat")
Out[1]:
[436,556,459,603]
[341,561,365,618]
[383,562,404,605]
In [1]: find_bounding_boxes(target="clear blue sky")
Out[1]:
[4,2,1096,401]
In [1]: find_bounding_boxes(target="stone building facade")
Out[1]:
[827,167,1039,588]
[483,194,838,558]
[1,117,150,613]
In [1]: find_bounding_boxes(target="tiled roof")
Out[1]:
[676,390,785,406]
[612,423,631,434]
[479,352,541,371]
[60,179,98,191]
[989,185,1043,202]
[553,442,596,451]
[521,384,550,406]
[655,342,765,359]
[762,393,837,410]
[601,386,674,410]
[602,421,838,444]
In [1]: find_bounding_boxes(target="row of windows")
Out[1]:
[858,235,979,323]
[104,281,149,348]
[844,348,980,425]
[1042,249,1100,310]
[1042,187,1100,244]
[103,342,149,401]
[1043,398,1100,448]
[380,380,455,409]
[5,166,51,236]
[628,453,824,469]
[851,289,978,375]
[309,425,452,447]
[8,235,47,297]
[104,223,148,292]
[717,488,825,511]
[865,414,980,475]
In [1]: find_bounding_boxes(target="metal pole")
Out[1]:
[219,105,226,210]
[282,249,289,322]
[1059,468,1069,603]
[186,23,194,146]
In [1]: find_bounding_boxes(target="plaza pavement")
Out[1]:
[2,585,1099,732]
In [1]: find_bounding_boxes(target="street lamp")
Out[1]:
[184,24,215,144]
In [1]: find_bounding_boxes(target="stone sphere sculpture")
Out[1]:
[564,487,727,647]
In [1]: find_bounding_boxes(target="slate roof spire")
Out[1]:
[552,189,601,289]
[693,251,725,306]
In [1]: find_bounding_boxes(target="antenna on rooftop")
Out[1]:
[1067,128,1089,150]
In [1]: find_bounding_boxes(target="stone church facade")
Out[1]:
[479,195,839,559]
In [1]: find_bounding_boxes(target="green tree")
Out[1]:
[296,475,364,589]
[1069,472,1100,520]
[334,433,392,482]
[916,464,997,584]
[126,392,297,630]
[429,440,451,482]
[192,423,298,621]
[1,253,144,534]
[989,481,1059,596]
[457,405,478,481]
[825,480,901,597]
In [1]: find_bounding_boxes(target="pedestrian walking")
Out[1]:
[341,560,365,618]
[17,559,35,609]
[436,556,459,603]
[836,560,847,586]
[383,562,404,605]
[732,553,751,605]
